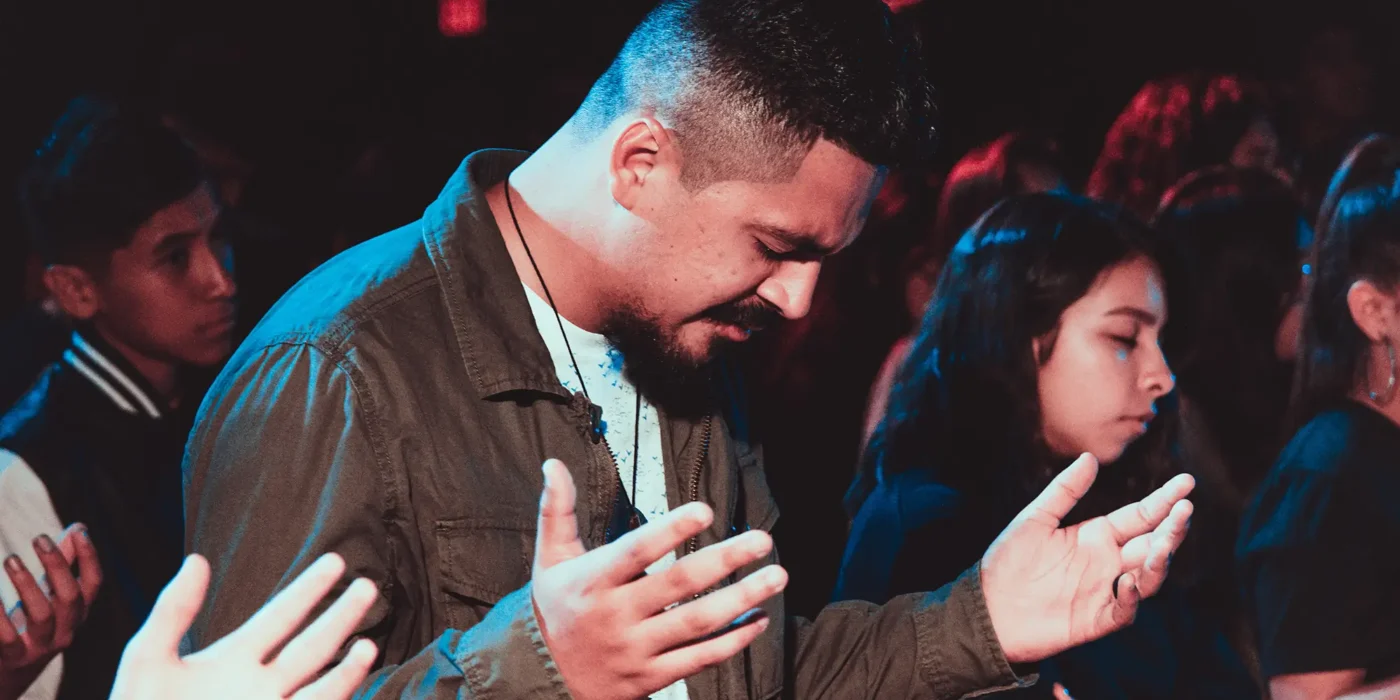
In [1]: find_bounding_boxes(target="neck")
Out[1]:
[486,134,616,333]
[93,326,181,408]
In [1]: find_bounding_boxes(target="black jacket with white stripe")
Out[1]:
[0,330,193,700]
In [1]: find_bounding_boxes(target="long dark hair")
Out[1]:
[849,192,1179,521]
[1153,167,1307,491]
[1293,134,1400,427]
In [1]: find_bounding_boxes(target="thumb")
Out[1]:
[1017,453,1099,529]
[127,554,210,660]
[534,460,587,570]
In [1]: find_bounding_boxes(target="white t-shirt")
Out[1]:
[522,284,688,700]
[0,451,65,700]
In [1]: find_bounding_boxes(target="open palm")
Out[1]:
[109,554,378,700]
[980,453,1194,663]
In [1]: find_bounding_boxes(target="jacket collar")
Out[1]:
[421,149,573,401]
[61,329,165,420]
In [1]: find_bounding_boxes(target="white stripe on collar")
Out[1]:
[63,350,139,416]
[71,333,162,419]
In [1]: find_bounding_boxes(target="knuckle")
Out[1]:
[668,563,705,595]
[27,608,53,628]
[623,539,653,569]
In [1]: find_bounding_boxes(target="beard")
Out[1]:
[601,296,782,420]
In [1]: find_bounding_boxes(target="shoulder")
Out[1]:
[0,362,70,449]
[237,222,440,363]
[854,469,965,533]
[1274,405,1397,480]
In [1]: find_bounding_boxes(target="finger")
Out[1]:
[1104,473,1195,545]
[68,526,102,609]
[1017,453,1099,528]
[0,604,22,665]
[649,614,769,686]
[223,553,346,658]
[1120,532,1151,572]
[638,565,786,653]
[1053,682,1075,700]
[534,460,587,571]
[56,523,84,564]
[32,535,82,646]
[1136,500,1193,598]
[127,555,210,660]
[629,530,773,614]
[1106,571,1141,632]
[5,554,55,648]
[272,578,378,693]
[598,501,714,587]
[291,637,378,700]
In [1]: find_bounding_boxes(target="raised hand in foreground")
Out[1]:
[982,452,1195,663]
[0,523,102,700]
[531,459,784,700]
[108,553,378,700]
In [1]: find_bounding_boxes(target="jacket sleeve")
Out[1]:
[789,565,1036,699]
[183,341,568,698]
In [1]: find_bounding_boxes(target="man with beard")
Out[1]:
[182,1,1197,698]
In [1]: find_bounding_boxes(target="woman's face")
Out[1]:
[1037,257,1176,464]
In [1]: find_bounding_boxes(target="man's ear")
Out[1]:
[1347,279,1396,343]
[609,116,681,211]
[43,264,101,321]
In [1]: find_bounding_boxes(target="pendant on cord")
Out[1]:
[588,403,605,444]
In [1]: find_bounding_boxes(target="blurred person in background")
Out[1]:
[1152,165,1312,687]
[1238,134,1400,700]
[1088,73,1281,221]
[0,96,236,699]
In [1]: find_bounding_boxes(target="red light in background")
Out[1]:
[439,0,486,37]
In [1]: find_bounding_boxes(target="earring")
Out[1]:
[1369,338,1397,405]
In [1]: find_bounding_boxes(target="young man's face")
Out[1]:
[91,183,238,368]
[606,138,882,391]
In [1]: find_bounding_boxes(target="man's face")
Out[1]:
[604,138,882,394]
[92,183,238,368]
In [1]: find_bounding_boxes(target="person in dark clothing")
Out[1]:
[181,2,1196,699]
[1238,134,1400,699]
[0,96,237,700]
[1152,166,1313,686]
[839,192,1254,699]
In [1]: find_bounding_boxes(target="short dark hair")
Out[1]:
[572,0,937,187]
[21,96,204,267]
[853,193,1177,522]
[1293,134,1400,427]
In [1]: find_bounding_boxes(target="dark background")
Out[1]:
[3,0,1396,615]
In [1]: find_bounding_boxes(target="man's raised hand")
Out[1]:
[980,453,1195,663]
[531,459,785,700]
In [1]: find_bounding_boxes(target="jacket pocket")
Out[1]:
[433,516,536,630]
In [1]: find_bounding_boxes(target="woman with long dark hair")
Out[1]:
[858,132,1067,457]
[1237,135,1400,699]
[838,192,1257,698]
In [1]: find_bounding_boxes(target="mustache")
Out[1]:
[703,298,783,331]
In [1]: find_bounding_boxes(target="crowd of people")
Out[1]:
[0,0,1395,699]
